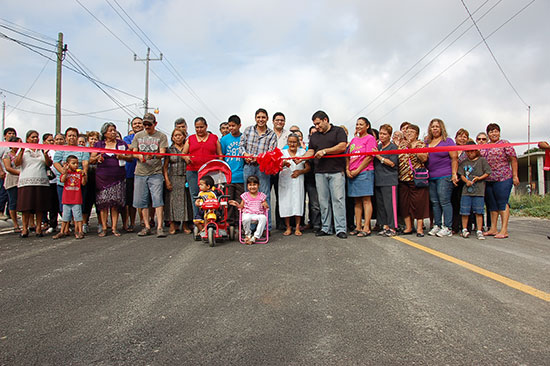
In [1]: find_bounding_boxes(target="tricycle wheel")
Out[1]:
[207,227,216,247]
[229,225,235,241]
[193,226,201,241]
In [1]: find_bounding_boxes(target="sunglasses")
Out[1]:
[477,138,487,141]
[143,122,153,127]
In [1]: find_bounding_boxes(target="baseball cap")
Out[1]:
[143,113,156,123]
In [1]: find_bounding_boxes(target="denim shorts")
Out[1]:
[485,178,513,212]
[62,204,83,222]
[7,187,18,211]
[460,195,485,215]
[347,170,374,197]
[133,174,164,208]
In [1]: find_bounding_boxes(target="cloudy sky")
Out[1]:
[1,0,548,145]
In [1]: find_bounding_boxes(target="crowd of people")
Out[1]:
[0,108,533,242]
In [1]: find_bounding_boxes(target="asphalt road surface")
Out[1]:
[1,217,549,365]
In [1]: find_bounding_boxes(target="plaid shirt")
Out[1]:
[239,125,277,156]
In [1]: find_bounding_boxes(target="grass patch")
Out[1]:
[509,194,550,219]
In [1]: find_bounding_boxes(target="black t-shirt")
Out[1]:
[308,125,348,173]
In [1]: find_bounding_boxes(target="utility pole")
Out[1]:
[1,96,5,140]
[527,105,532,195]
[56,32,67,135]
[134,47,162,113]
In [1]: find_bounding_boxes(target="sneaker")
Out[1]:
[157,228,167,238]
[476,230,486,240]
[428,225,440,236]
[436,226,453,237]
[45,227,55,234]
[336,232,348,239]
[0,213,8,221]
[82,224,89,234]
[378,229,387,236]
[461,229,470,238]
[384,229,396,237]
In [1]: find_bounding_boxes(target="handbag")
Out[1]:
[408,158,429,188]
[46,167,56,180]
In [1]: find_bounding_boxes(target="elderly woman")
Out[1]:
[425,118,458,237]
[15,130,52,237]
[163,128,192,235]
[183,117,222,218]
[451,128,470,233]
[90,123,132,237]
[373,124,399,237]
[481,123,518,239]
[346,117,377,236]
[397,124,430,237]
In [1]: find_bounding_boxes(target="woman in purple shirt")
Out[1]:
[425,118,458,237]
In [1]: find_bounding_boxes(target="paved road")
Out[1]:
[0,217,549,365]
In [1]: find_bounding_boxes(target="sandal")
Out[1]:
[495,234,509,239]
[52,232,66,240]
[138,227,151,236]
[75,233,84,239]
[294,230,303,236]
[112,230,121,237]
[98,230,106,237]
[357,231,371,237]
[283,229,292,236]
[14,227,22,233]
[349,230,359,236]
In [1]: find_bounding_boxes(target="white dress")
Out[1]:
[278,148,306,217]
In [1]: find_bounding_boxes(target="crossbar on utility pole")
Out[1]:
[134,47,162,113]
[56,32,67,135]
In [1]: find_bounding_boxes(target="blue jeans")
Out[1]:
[0,178,8,213]
[186,170,199,218]
[315,172,347,235]
[243,164,271,228]
[429,177,453,228]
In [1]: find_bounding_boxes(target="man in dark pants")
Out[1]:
[304,126,321,232]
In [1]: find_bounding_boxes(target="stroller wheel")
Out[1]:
[229,226,235,241]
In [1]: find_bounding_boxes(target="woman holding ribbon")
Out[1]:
[90,123,131,237]
[183,117,222,218]
[15,130,52,238]
[481,123,518,239]
[425,118,458,237]
[345,117,377,237]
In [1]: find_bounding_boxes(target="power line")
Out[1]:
[460,0,529,107]
[74,0,137,55]
[0,18,57,42]
[347,0,497,122]
[366,0,503,119]
[6,58,50,118]
[0,23,57,47]
[374,0,537,121]
[107,0,223,121]
[7,103,133,122]
[0,87,130,121]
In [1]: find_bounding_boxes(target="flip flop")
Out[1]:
[357,231,368,237]
[294,231,303,236]
[483,231,497,236]
[495,234,509,239]
[349,230,359,236]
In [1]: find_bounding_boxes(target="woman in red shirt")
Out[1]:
[182,117,222,218]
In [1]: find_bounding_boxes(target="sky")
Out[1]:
[1,0,549,147]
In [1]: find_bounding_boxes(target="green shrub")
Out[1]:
[509,194,550,218]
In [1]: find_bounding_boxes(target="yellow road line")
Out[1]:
[392,236,550,302]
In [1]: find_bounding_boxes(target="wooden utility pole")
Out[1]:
[134,47,162,113]
[55,32,67,135]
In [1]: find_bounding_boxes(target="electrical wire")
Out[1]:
[0,23,56,47]
[373,0,537,121]
[460,0,529,107]
[107,0,223,121]
[0,17,57,42]
[7,104,133,122]
[347,0,496,122]
[6,58,50,118]
[366,0,503,118]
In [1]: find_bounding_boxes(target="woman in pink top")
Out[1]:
[183,117,222,218]
[345,117,377,237]
[481,123,518,239]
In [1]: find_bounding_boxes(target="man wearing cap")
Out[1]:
[130,113,169,237]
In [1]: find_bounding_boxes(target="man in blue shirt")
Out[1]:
[220,115,244,228]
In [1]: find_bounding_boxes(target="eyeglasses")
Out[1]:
[290,130,300,133]
[477,138,487,141]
